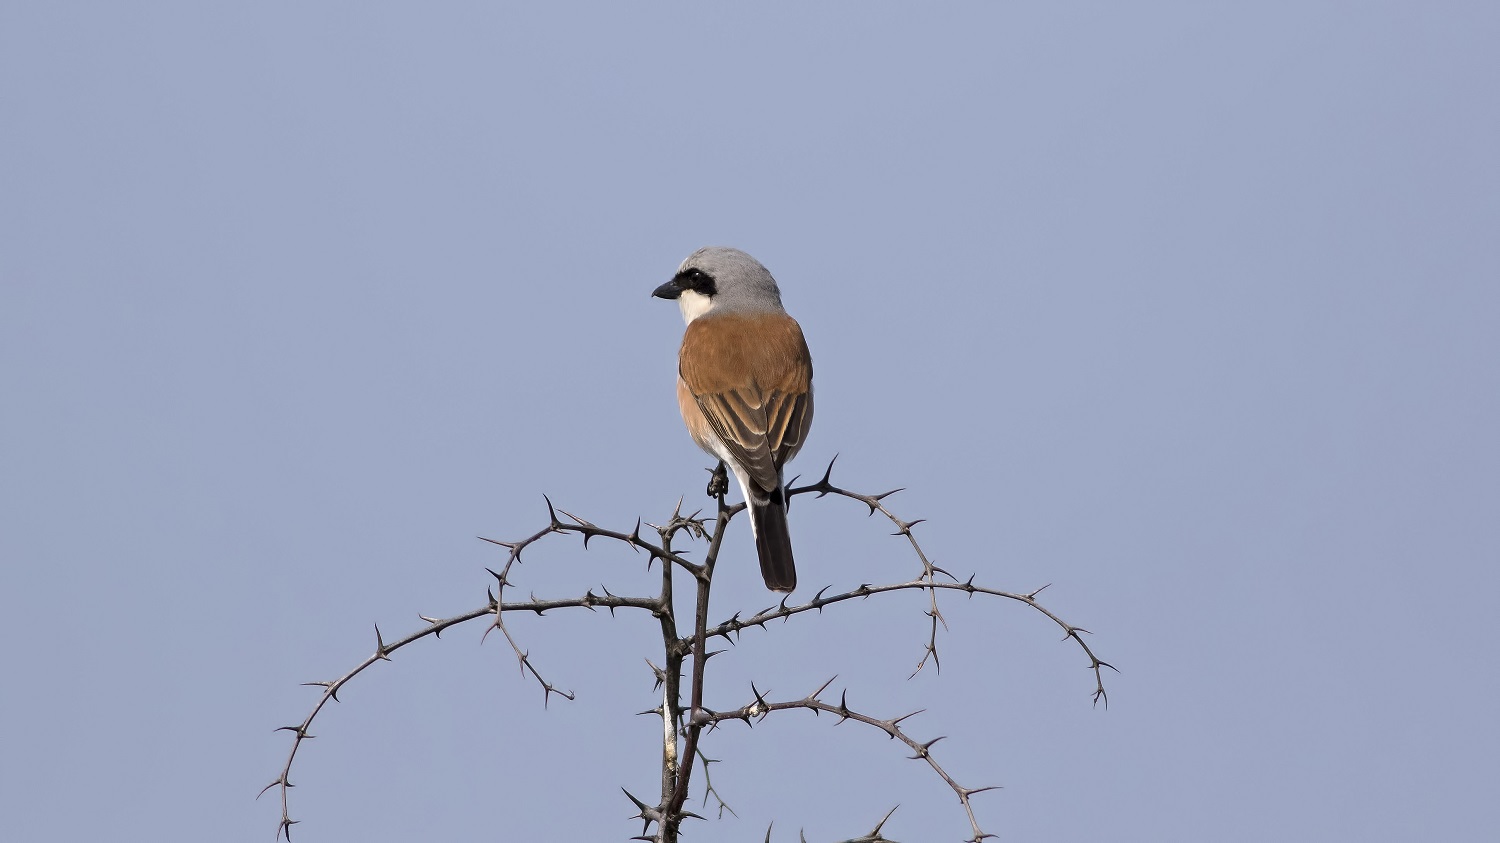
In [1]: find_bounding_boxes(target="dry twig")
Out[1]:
[264,458,1111,841]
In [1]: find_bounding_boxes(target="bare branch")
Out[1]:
[266,537,662,837]
[695,578,1112,707]
[694,746,738,819]
[706,682,997,842]
[268,461,1111,840]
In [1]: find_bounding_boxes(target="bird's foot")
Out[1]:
[706,462,729,499]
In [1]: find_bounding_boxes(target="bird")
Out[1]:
[652,247,814,592]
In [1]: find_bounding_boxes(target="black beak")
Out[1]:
[651,278,684,300]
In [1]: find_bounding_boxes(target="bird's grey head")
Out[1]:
[651,246,785,324]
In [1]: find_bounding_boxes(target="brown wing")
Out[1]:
[679,311,813,494]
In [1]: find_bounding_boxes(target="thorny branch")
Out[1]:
[706,457,1115,707]
[265,457,1112,842]
[706,677,999,843]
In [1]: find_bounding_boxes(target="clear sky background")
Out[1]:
[3,3,1497,841]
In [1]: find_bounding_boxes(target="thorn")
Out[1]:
[257,777,285,799]
[891,517,926,535]
[891,709,926,726]
[744,687,769,720]
[870,804,900,835]
[809,675,838,700]
[910,735,946,757]
[751,681,770,705]
[374,624,391,660]
[621,787,660,837]
[816,453,839,492]
[300,680,333,694]
[964,785,1003,797]
[621,787,651,811]
[542,494,560,527]
[645,658,667,686]
[557,507,594,527]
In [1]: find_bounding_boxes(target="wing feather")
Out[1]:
[679,312,813,494]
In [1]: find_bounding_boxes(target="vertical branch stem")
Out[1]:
[657,528,681,817]
[663,495,730,834]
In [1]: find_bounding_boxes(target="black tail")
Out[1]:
[749,493,797,593]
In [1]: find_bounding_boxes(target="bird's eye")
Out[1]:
[679,268,716,295]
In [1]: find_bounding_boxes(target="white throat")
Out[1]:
[678,289,713,324]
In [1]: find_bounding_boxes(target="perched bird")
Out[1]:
[652,247,814,592]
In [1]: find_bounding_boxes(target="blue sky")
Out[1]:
[3,3,1497,840]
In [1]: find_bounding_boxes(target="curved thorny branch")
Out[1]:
[705,676,1000,842]
[264,458,1112,842]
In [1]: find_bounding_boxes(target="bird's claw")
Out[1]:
[706,462,729,499]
